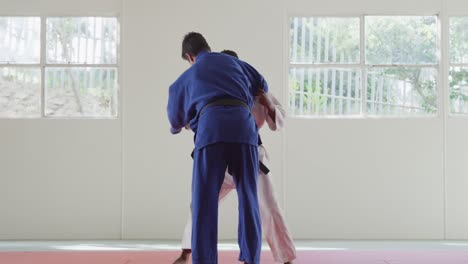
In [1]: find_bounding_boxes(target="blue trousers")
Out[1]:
[191,143,261,264]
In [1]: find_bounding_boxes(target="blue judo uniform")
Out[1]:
[167,51,268,264]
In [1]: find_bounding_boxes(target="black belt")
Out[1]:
[257,134,270,174]
[196,98,249,122]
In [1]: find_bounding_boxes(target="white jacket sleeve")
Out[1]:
[252,92,285,131]
[264,93,285,131]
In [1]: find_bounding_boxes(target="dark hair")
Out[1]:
[220,49,239,59]
[181,32,211,60]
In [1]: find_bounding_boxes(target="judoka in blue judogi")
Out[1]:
[167,32,268,264]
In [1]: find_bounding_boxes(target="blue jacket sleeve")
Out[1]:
[167,82,187,134]
[240,61,269,95]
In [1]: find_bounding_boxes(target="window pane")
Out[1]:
[0,17,40,63]
[290,17,360,64]
[46,17,119,64]
[45,67,118,117]
[450,17,468,64]
[0,67,41,117]
[366,16,437,65]
[289,67,361,115]
[450,67,468,114]
[366,67,437,115]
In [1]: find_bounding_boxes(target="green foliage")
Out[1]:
[450,68,468,101]
[366,16,437,64]
[450,17,468,63]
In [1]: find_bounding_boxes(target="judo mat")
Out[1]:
[2,249,468,264]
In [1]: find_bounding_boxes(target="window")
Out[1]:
[289,17,361,115]
[449,17,468,115]
[289,16,439,117]
[366,16,438,115]
[0,17,41,117]
[0,16,119,118]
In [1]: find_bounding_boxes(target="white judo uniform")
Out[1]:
[181,93,296,263]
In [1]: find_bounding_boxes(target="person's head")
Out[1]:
[220,49,239,59]
[181,32,211,65]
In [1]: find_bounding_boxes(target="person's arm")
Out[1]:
[266,93,285,131]
[256,88,275,121]
[256,92,285,131]
[167,81,188,134]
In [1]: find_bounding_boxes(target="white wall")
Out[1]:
[285,119,444,239]
[1,0,468,240]
[0,120,122,239]
[446,117,468,239]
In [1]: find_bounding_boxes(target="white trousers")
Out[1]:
[181,146,296,263]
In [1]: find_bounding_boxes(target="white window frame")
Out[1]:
[286,14,442,119]
[0,14,121,119]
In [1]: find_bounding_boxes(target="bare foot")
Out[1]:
[172,249,191,264]
[172,256,188,264]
